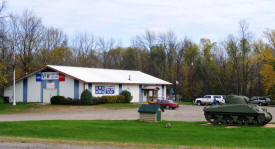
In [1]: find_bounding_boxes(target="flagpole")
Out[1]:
[12,53,16,106]
[13,67,16,106]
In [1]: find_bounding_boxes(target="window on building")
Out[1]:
[153,90,158,97]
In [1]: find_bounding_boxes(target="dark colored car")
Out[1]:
[150,99,179,109]
[249,96,271,106]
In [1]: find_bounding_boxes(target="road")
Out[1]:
[0,105,274,122]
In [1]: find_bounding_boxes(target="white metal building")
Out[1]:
[4,65,172,103]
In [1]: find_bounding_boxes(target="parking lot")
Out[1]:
[1,105,274,122]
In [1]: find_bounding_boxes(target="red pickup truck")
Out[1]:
[149,99,179,110]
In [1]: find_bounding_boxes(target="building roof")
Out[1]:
[17,65,172,85]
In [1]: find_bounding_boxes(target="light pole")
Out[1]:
[175,80,179,101]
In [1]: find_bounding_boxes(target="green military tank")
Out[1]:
[204,95,272,125]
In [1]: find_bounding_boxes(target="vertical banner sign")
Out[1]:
[59,73,65,81]
[36,74,42,81]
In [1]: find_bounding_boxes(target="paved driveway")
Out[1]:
[0,105,274,122]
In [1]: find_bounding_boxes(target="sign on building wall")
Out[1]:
[42,72,59,80]
[105,86,115,94]
[36,72,65,82]
[46,82,55,89]
[95,86,105,94]
[95,85,115,94]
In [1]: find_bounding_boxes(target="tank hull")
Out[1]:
[204,104,272,126]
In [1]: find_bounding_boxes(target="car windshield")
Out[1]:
[168,100,174,103]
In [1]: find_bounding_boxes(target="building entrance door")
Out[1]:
[43,88,57,103]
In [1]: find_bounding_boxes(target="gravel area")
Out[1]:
[0,105,274,122]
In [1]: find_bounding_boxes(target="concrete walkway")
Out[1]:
[0,105,274,122]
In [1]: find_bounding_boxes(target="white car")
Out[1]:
[194,95,225,106]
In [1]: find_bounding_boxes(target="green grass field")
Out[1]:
[0,103,39,114]
[0,120,274,148]
[0,103,140,114]
[176,101,195,105]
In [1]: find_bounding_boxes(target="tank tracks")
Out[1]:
[204,112,272,126]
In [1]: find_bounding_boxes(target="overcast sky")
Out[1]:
[7,0,275,46]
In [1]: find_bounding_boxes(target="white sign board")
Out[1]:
[42,72,59,80]
[46,82,55,89]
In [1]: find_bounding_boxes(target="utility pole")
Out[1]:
[12,53,16,106]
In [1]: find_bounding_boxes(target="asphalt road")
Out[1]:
[1,105,274,122]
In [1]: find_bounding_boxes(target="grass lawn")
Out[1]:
[0,120,274,148]
[176,101,195,105]
[0,103,39,114]
[0,103,140,114]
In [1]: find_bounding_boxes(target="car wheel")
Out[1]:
[166,105,170,109]
[197,101,201,106]
[216,101,220,105]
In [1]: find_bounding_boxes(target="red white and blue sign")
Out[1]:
[36,72,65,82]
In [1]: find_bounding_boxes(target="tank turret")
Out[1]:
[204,95,272,126]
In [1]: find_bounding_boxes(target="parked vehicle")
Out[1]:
[149,99,179,109]
[204,95,272,126]
[249,96,271,106]
[194,95,225,106]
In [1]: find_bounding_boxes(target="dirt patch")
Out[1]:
[200,123,211,126]
[0,136,249,149]
[263,124,275,128]
[225,126,239,128]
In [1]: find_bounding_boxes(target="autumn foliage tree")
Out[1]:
[0,3,274,100]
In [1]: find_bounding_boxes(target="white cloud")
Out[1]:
[7,0,275,46]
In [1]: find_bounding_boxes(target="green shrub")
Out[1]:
[50,96,81,105]
[0,97,3,104]
[120,90,132,103]
[80,89,93,105]
[100,95,126,103]
[50,96,66,104]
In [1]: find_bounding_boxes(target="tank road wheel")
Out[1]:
[231,116,238,124]
[216,115,223,125]
[257,115,266,126]
[247,117,254,124]
[205,113,214,124]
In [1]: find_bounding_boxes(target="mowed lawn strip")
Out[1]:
[0,103,39,114]
[0,103,140,114]
[176,101,195,105]
[0,120,274,148]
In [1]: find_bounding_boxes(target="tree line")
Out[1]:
[0,2,274,100]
